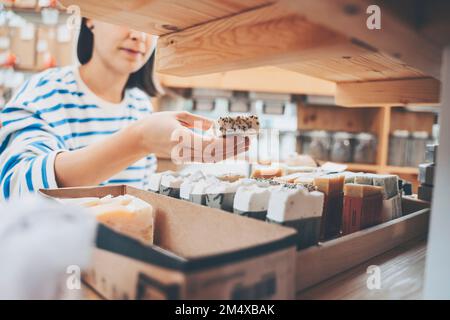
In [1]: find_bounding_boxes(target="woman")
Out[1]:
[0,19,248,200]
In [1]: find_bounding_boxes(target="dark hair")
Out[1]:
[77,17,158,97]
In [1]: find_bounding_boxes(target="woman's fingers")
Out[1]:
[176,111,214,131]
[173,134,250,163]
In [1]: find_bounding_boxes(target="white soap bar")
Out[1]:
[148,170,174,192]
[233,184,271,212]
[267,186,324,223]
[215,115,260,136]
[160,172,185,189]
[180,171,206,200]
[191,176,220,195]
[208,179,243,194]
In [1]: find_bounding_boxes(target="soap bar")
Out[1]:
[354,173,376,185]
[341,171,362,184]
[148,170,174,193]
[418,184,433,202]
[267,185,324,222]
[314,174,344,196]
[251,167,284,179]
[275,173,305,184]
[189,176,219,205]
[180,171,206,201]
[215,115,260,136]
[425,144,438,164]
[342,193,383,235]
[267,185,324,249]
[344,183,383,198]
[283,165,316,174]
[418,163,435,186]
[320,193,343,240]
[372,174,399,199]
[216,173,245,183]
[233,184,271,220]
[63,195,155,245]
[160,172,185,198]
[206,179,243,212]
[381,194,402,222]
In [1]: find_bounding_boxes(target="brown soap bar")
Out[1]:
[320,192,344,240]
[314,175,344,196]
[342,193,383,235]
[251,168,283,179]
[344,183,383,198]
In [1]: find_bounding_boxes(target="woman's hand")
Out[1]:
[134,111,250,163]
[55,111,250,188]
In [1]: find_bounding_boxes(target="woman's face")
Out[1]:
[86,19,157,74]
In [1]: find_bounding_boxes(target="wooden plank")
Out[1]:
[376,106,390,167]
[297,103,381,134]
[296,200,430,292]
[156,2,370,76]
[390,108,436,134]
[335,78,441,106]
[279,51,425,82]
[59,0,272,35]
[284,0,442,79]
[158,66,336,95]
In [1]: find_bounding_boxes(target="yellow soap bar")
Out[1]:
[344,183,383,198]
[251,168,284,179]
[314,175,345,195]
[58,195,155,244]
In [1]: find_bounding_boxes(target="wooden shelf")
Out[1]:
[383,166,419,175]
[344,163,379,172]
[158,67,336,96]
[341,164,418,175]
[59,0,448,106]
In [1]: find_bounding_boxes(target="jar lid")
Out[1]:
[392,130,410,138]
[304,130,329,138]
[411,131,429,139]
[355,132,375,140]
[333,131,354,139]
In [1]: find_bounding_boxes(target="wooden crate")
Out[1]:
[296,197,430,292]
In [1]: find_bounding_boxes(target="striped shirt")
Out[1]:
[0,66,157,200]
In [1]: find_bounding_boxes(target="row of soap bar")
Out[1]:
[148,170,403,248]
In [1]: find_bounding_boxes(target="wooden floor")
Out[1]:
[82,238,427,300]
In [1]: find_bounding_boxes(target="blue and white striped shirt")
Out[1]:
[0,66,157,200]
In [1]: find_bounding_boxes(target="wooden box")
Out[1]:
[296,197,430,292]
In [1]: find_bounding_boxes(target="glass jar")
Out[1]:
[407,131,430,167]
[301,130,331,161]
[353,133,377,164]
[330,132,354,163]
[388,130,409,166]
